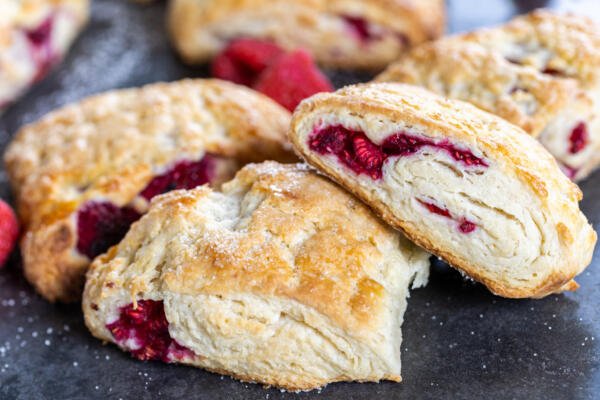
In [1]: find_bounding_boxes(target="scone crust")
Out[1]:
[4,79,295,302]
[167,0,445,70]
[83,162,430,390]
[289,83,597,298]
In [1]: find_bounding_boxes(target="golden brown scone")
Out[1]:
[167,0,446,70]
[0,0,89,112]
[4,79,296,302]
[289,82,597,299]
[82,162,430,390]
[377,10,600,181]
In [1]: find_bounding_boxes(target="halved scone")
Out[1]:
[377,10,600,181]
[83,162,430,390]
[167,0,446,70]
[0,0,89,112]
[4,79,295,302]
[289,82,597,298]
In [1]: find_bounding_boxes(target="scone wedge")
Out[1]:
[83,162,430,390]
[289,82,597,298]
[1,0,89,112]
[167,0,445,70]
[4,79,295,302]
[377,10,600,181]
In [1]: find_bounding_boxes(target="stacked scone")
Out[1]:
[2,6,598,393]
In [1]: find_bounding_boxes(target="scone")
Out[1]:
[377,10,600,181]
[4,79,295,302]
[82,162,430,390]
[0,0,89,112]
[167,0,446,70]
[289,83,597,299]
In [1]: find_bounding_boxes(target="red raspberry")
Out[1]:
[211,38,285,86]
[254,49,333,111]
[0,199,19,268]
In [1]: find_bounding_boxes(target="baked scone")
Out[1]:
[167,0,446,70]
[377,10,600,181]
[4,79,296,302]
[289,83,597,298]
[0,0,89,112]
[83,162,430,390]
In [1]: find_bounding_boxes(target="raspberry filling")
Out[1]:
[106,300,193,362]
[308,125,488,180]
[25,15,56,81]
[417,199,478,234]
[76,155,221,259]
[569,122,588,154]
[342,15,381,43]
[76,202,141,259]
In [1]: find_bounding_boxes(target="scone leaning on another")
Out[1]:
[377,10,600,181]
[83,162,430,391]
[4,79,296,302]
[167,0,446,70]
[0,0,89,112]
[289,82,597,299]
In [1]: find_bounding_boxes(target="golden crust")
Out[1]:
[376,40,579,138]
[167,0,445,70]
[83,162,430,390]
[4,79,296,302]
[459,9,600,87]
[289,83,597,298]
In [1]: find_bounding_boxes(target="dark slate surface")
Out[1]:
[1,1,599,399]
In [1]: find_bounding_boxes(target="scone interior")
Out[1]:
[4,79,295,302]
[83,162,430,391]
[0,0,90,110]
[289,83,597,298]
[167,0,445,70]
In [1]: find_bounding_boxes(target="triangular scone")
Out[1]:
[83,162,430,391]
[377,10,600,181]
[289,82,597,298]
[1,0,89,112]
[4,79,295,302]
[167,0,445,70]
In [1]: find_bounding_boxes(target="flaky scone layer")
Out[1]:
[4,79,295,302]
[83,162,430,390]
[289,83,597,298]
[0,0,89,110]
[167,0,445,70]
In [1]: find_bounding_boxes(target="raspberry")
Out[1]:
[569,122,588,154]
[0,200,19,268]
[139,155,219,201]
[106,300,193,362]
[211,38,285,86]
[254,49,334,111]
[76,201,141,259]
[342,15,381,43]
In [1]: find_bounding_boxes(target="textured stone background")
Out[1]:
[0,1,599,399]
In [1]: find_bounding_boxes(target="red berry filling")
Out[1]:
[0,200,20,268]
[417,199,478,234]
[569,122,588,154]
[106,300,194,362]
[308,125,488,180]
[342,15,381,43]
[77,155,221,259]
[25,15,56,81]
[211,38,285,86]
[139,155,220,201]
[76,202,142,259]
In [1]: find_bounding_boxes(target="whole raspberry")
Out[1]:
[0,199,19,268]
[254,49,333,111]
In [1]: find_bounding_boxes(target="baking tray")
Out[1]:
[0,1,599,399]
